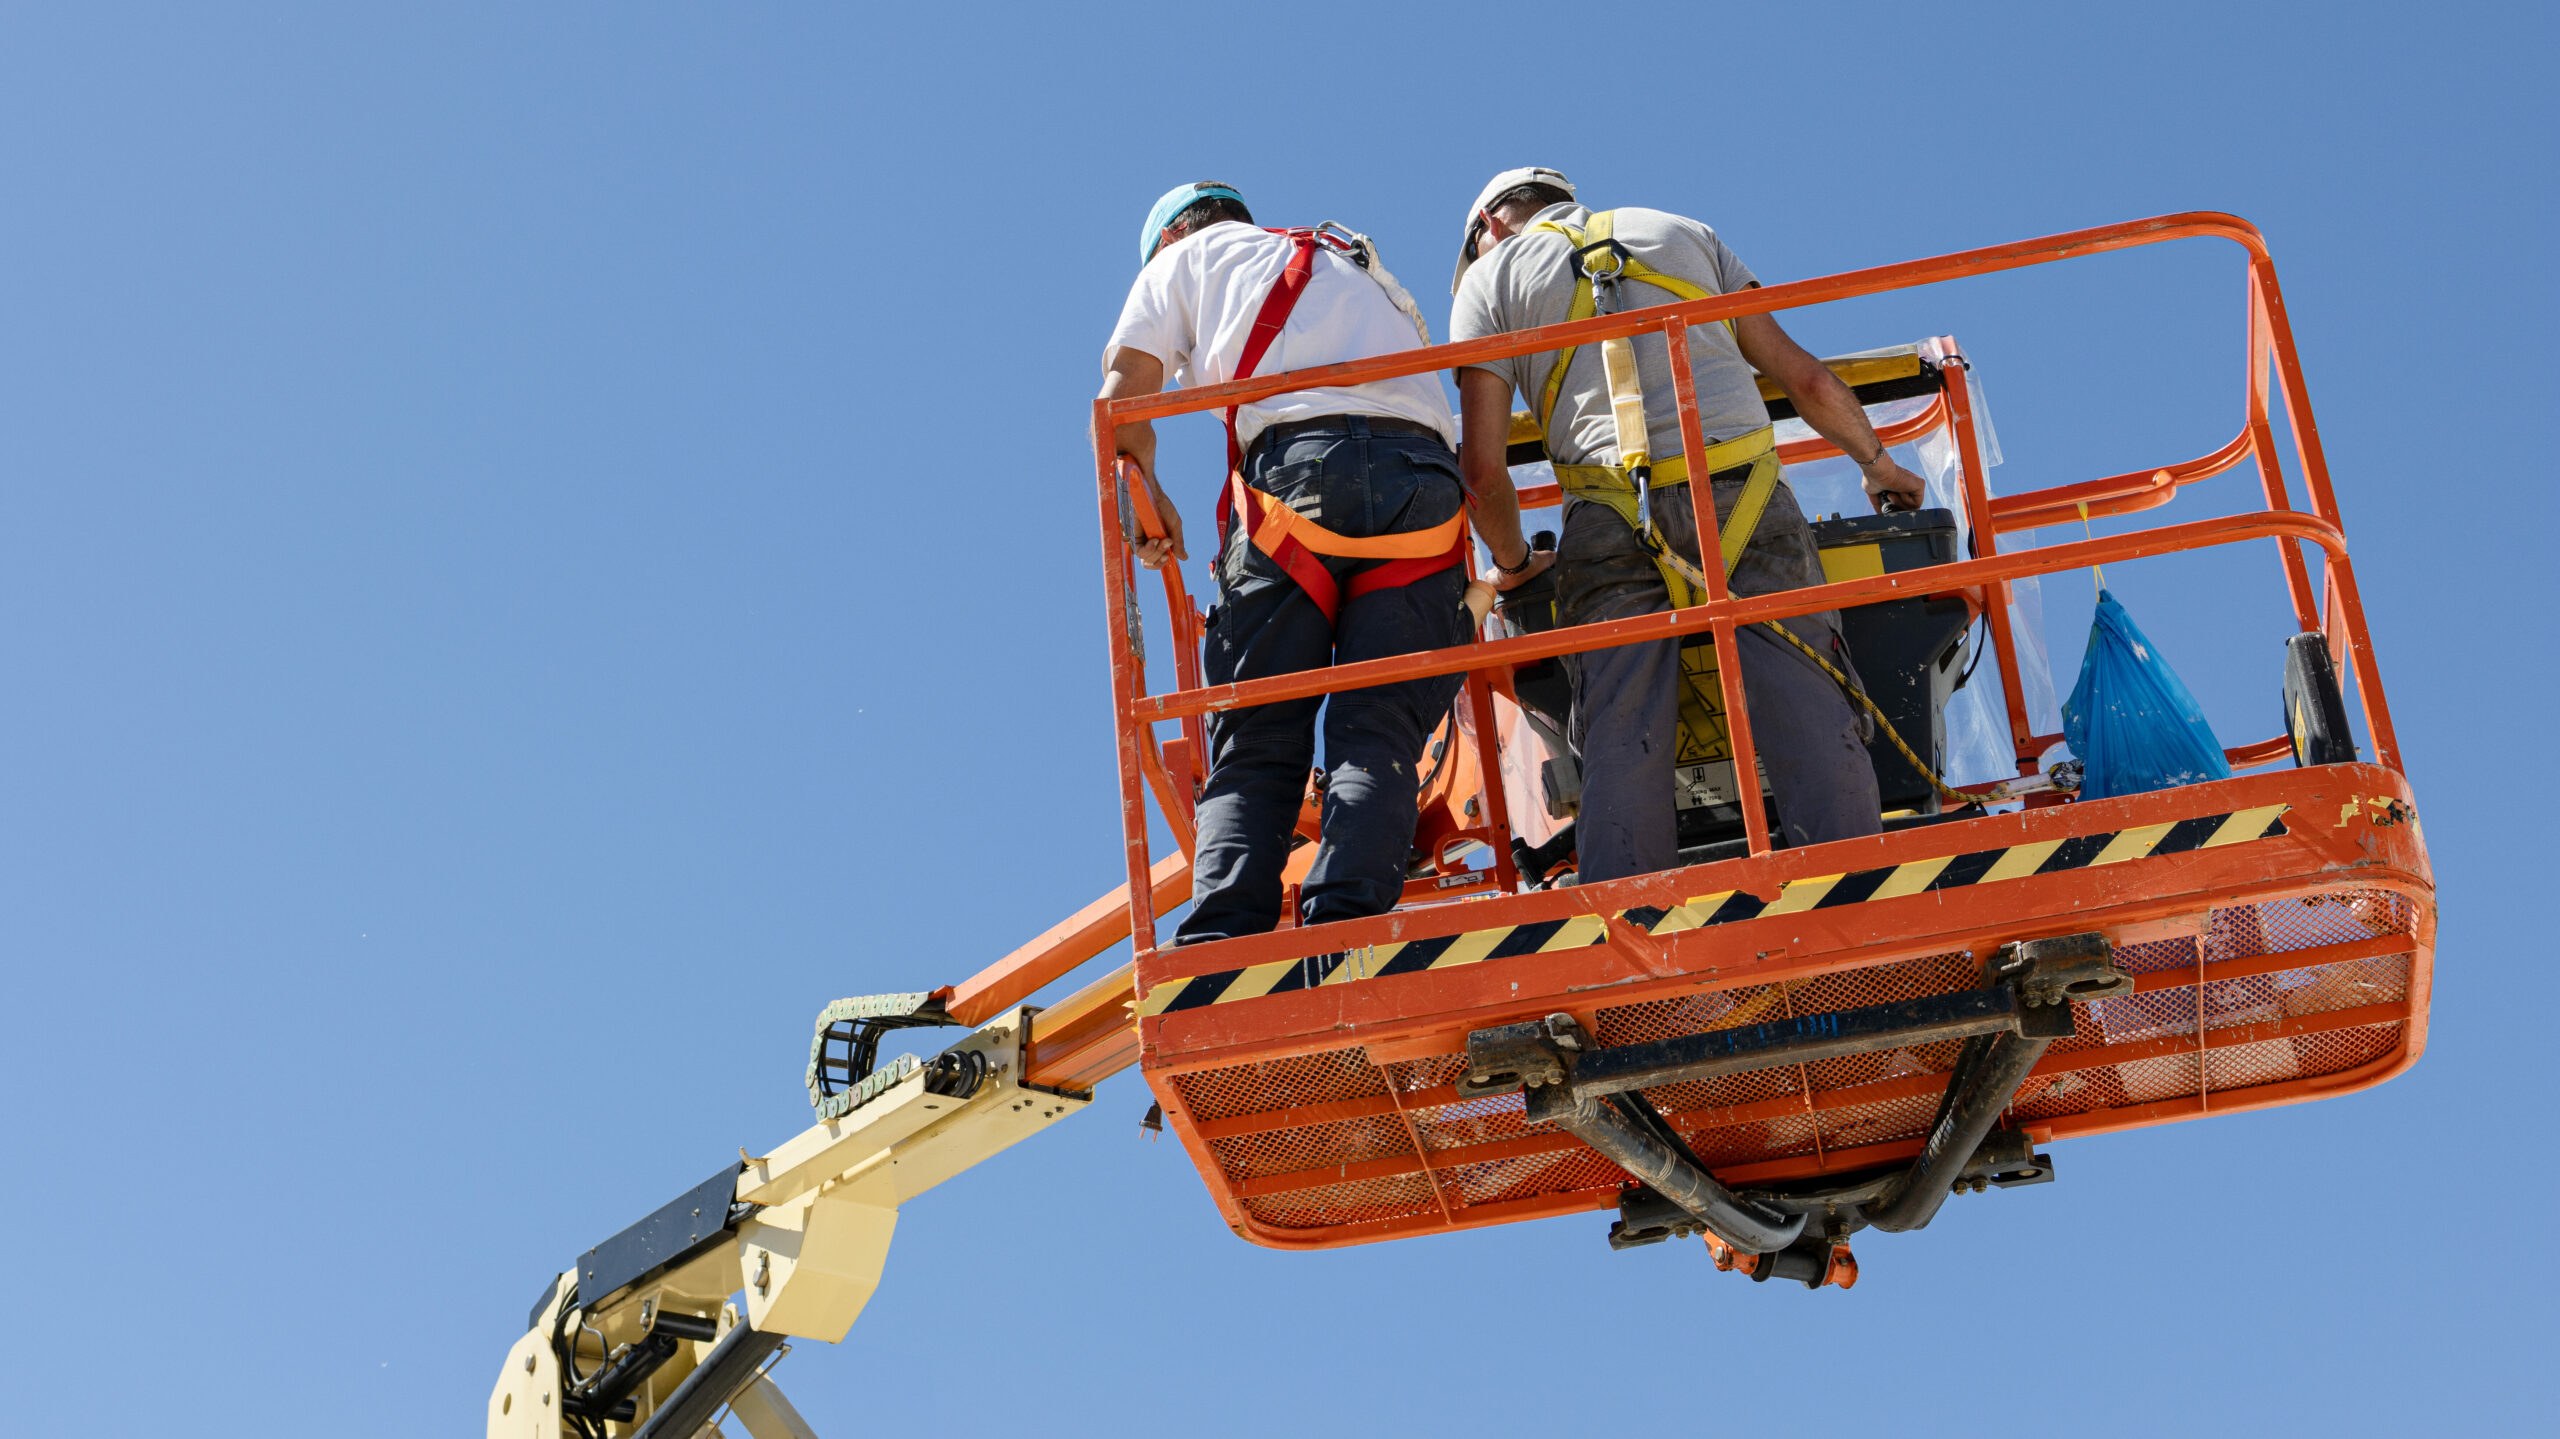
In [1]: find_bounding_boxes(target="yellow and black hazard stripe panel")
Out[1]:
[1137,806,2288,1016]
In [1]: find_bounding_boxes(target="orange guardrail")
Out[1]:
[968,212,2415,1143]
[1080,211,2395,959]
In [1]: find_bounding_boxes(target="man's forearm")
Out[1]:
[1731,310,1921,509]
[1465,455,1530,569]
[1785,365,1888,464]
[1458,368,1531,569]
[1098,347,1184,563]
[1099,347,1166,482]
[1113,417,1157,479]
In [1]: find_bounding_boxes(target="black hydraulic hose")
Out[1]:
[1538,1088,1805,1252]
[629,1322,787,1439]
[567,1330,682,1423]
[1863,1029,2051,1233]
[1613,1089,1708,1172]
[1953,614,1989,692]
[1414,697,1460,794]
[547,1286,612,1439]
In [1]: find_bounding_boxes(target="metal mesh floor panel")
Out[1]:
[1177,891,2417,1240]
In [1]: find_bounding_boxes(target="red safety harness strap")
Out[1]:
[1344,547,1464,604]
[1222,229,1320,476]
[1227,470,1349,620]
[1212,228,1467,625]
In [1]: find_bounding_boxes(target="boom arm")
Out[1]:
[487,873,1169,1439]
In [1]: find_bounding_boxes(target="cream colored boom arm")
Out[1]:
[488,1006,1091,1438]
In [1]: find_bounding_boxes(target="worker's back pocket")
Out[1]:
[1375,441,1466,537]
[1245,434,1463,543]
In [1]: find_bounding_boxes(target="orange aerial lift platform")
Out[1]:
[492,212,2430,1437]
[1080,210,2429,1269]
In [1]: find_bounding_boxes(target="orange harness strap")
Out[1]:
[1223,471,1468,621]
[1212,228,1466,625]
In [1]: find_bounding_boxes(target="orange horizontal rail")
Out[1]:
[1943,731,2292,790]
[945,853,1191,1026]
[1130,509,2345,723]
[1132,765,2417,998]
[1101,212,2267,424]
[1509,394,1954,511]
[1988,428,2254,532]
[2223,734,2296,769]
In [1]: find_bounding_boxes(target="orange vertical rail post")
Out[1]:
[1129,459,1213,806]
[2250,259,2403,771]
[2322,565,2356,728]
[1462,667,1522,892]
[1458,535,1522,892]
[1939,350,2037,771]
[2244,270,2325,634]
[1094,414,1162,957]
[1662,317,1771,856]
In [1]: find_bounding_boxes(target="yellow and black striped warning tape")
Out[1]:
[1137,804,2289,1017]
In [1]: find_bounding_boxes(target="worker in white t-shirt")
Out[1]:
[1101,181,1549,946]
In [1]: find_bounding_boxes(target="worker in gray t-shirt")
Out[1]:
[1447,167,1929,881]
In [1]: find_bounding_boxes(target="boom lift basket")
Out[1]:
[1082,213,2431,1255]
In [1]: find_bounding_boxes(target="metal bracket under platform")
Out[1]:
[1467,932,2126,1266]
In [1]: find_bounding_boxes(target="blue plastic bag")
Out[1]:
[2061,590,2232,801]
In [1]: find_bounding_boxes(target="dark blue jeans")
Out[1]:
[1174,417,1470,945]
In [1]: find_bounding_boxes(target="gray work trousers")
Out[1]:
[1557,475,1882,883]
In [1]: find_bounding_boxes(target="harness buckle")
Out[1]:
[1568,237,1631,281]
[1569,237,1633,311]
[1310,221,1371,269]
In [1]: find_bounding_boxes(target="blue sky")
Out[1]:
[2,4,2550,1434]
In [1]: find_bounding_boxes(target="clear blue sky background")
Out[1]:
[4,4,2550,1434]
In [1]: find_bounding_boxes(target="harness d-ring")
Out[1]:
[1569,236,1633,286]
[1311,221,1372,269]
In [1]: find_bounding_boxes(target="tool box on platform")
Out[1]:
[1812,508,1975,818]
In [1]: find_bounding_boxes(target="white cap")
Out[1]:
[1452,166,1576,295]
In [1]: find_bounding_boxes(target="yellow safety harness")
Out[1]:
[1526,210,1972,808]
[1528,210,1781,609]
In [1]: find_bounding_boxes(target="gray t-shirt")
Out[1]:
[1450,203,1769,468]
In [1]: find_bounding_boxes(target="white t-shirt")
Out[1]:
[1106,223,1457,453]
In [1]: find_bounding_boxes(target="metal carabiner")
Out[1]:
[1570,237,1633,312]
[1310,220,1372,269]
[1568,236,1632,280]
